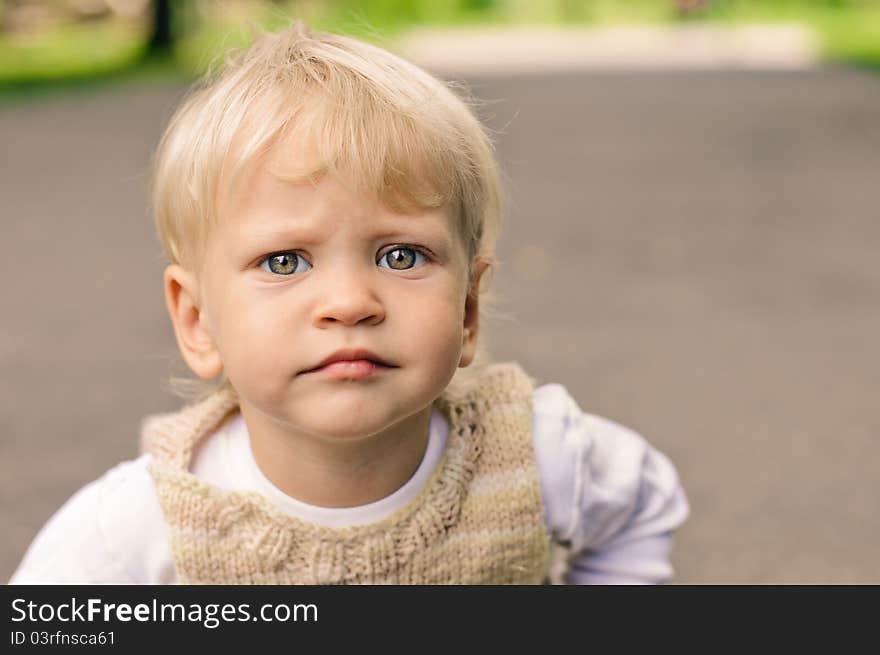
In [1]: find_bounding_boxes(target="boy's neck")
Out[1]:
[239,403,433,508]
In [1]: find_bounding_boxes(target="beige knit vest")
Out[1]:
[141,362,551,584]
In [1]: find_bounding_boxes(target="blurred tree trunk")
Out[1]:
[147,0,173,56]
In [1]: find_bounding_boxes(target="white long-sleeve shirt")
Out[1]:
[10,384,689,585]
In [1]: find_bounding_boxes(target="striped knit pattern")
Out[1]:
[141,362,551,584]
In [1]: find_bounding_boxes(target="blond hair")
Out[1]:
[151,20,503,399]
[152,20,502,274]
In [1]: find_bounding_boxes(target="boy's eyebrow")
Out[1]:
[229,214,456,248]
[368,224,455,244]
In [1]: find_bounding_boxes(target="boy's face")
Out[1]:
[167,138,479,444]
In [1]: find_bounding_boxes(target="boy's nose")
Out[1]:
[313,272,385,328]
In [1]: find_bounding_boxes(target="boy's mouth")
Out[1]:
[300,349,397,376]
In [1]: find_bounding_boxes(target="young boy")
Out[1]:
[11,21,688,584]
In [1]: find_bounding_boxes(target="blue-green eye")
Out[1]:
[260,252,311,276]
[378,247,426,271]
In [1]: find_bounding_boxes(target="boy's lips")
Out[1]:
[299,349,397,376]
[307,359,391,380]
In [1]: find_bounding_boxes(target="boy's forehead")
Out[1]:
[216,164,456,251]
[261,123,325,182]
[218,129,460,240]
[224,125,360,207]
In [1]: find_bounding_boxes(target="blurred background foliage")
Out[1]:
[1,0,878,96]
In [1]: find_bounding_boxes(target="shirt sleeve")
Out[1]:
[8,455,174,584]
[532,384,690,585]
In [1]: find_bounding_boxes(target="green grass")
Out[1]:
[692,1,880,69]
[0,0,878,102]
[1,19,144,82]
[0,18,189,104]
[189,0,880,71]
[808,8,880,70]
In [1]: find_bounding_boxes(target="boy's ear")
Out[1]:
[163,265,223,379]
[459,259,490,368]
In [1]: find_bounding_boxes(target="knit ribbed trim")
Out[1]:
[143,362,541,584]
[140,387,239,471]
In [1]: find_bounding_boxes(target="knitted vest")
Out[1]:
[141,362,551,584]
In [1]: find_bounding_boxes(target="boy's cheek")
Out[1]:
[407,311,465,366]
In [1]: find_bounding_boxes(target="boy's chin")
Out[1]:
[293,399,430,443]
[301,415,402,443]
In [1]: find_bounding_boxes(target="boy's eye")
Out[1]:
[377,247,425,271]
[260,252,311,276]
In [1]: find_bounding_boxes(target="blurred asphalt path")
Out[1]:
[2,65,879,583]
